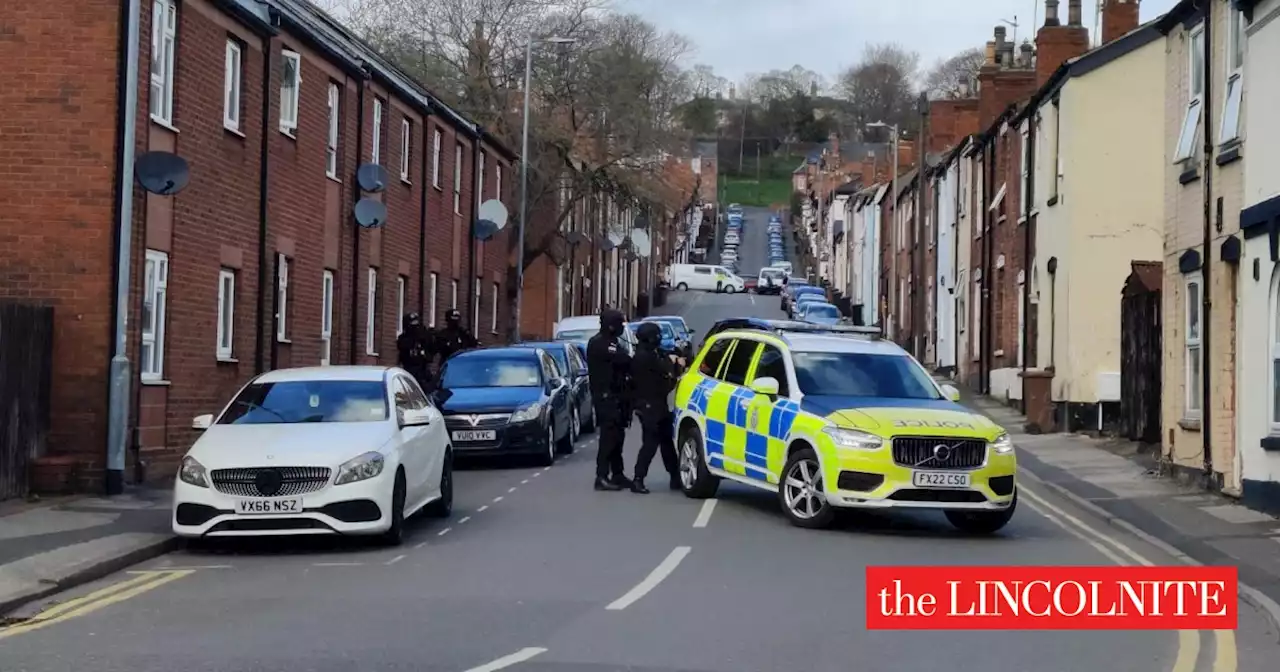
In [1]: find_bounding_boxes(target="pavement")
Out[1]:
[2,207,1279,670]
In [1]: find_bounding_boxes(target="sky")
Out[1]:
[613,0,1180,88]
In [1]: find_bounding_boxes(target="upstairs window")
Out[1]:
[326,83,340,177]
[150,0,177,125]
[1174,26,1205,163]
[1220,9,1245,145]
[400,119,412,181]
[279,50,301,135]
[454,142,464,214]
[223,40,242,131]
[432,128,442,188]
[371,98,383,165]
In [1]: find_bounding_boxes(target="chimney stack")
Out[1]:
[1045,0,1061,26]
[984,40,998,66]
[1068,0,1083,26]
[1101,0,1141,43]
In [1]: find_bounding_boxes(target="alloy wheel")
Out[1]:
[679,437,699,489]
[783,458,826,520]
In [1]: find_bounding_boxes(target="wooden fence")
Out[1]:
[0,303,54,500]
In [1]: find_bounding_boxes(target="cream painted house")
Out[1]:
[1236,0,1280,512]
[1019,19,1167,429]
[1158,0,1248,493]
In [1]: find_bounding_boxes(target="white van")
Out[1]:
[769,261,794,275]
[667,263,746,293]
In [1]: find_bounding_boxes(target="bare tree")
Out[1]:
[687,64,728,98]
[836,42,920,139]
[923,47,985,100]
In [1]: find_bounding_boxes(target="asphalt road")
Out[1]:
[3,264,1280,670]
[712,206,780,277]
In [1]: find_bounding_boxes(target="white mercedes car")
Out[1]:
[172,366,452,545]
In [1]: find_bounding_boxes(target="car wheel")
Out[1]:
[537,423,556,466]
[425,451,453,518]
[677,282,689,291]
[557,411,576,455]
[381,470,407,546]
[945,490,1017,534]
[678,424,719,499]
[581,403,596,433]
[779,447,835,529]
[724,286,736,294]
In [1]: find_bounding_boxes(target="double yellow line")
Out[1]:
[0,569,193,641]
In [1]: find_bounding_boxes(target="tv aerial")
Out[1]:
[134,151,190,196]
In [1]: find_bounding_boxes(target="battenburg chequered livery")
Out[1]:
[673,328,1017,531]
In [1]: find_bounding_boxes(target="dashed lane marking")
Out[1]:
[477,505,490,512]
[692,499,717,528]
[0,570,194,641]
[521,479,530,484]
[459,516,472,524]
[508,487,517,493]
[462,647,549,672]
[493,496,504,503]
[385,554,406,566]
[312,562,364,567]
[606,546,691,611]
[414,541,429,550]
[437,527,452,536]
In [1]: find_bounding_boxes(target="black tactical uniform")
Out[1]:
[396,313,433,391]
[587,309,632,491]
[629,322,681,494]
[433,309,479,366]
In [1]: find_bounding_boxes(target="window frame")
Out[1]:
[721,340,761,386]
[750,343,792,398]
[223,39,242,131]
[321,270,334,365]
[217,268,236,360]
[366,267,379,356]
[495,164,503,201]
[1271,269,1280,433]
[479,149,487,206]
[279,49,302,135]
[326,82,340,178]
[150,0,177,125]
[400,118,412,182]
[454,142,464,214]
[1220,8,1244,145]
[141,250,169,380]
[1184,274,1203,419]
[275,253,290,342]
[491,282,500,334]
[431,128,442,189]
[429,272,438,327]
[473,278,481,335]
[1174,25,1205,163]
[396,275,407,336]
[371,98,384,165]
[451,279,459,310]
[1019,124,1030,216]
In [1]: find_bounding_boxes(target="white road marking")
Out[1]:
[749,293,755,305]
[477,505,489,512]
[508,487,517,493]
[459,516,472,524]
[385,554,406,566]
[312,562,364,567]
[493,496,504,503]
[462,647,548,672]
[532,472,542,478]
[413,541,428,550]
[606,546,692,611]
[437,527,452,536]
[521,479,530,484]
[692,499,717,528]
[542,466,552,471]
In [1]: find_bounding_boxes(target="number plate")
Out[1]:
[911,471,971,489]
[452,430,497,442]
[235,498,303,515]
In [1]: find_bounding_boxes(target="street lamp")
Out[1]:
[515,35,576,342]
[867,121,898,334]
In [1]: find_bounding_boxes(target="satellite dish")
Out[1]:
[354,198,387,228]
[599,235,616,252]
[607,231,625,248]
[134,151,190,196]
[474,199,509,241]
[356,164,388,193]
[629,229,652,258]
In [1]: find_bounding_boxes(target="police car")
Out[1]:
[672,329,1017,532]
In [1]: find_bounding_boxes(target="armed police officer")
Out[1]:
[586,309,633,491]
[432,308,479,365]
[397,313,434,391]
[629,322,683,494]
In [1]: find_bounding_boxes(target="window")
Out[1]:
[555,265,564,321]
[699,338,732,377]
[1174,26,1205,163]
[150,0,177,125]
[326,83,340,178]
[217,269,236,359]
[1271,270,1280,430]
[491,282,499,334]
[141,250,169,380]
[1050,101,1061,199]
[1019,126,1030,215]
[451,279,458,310]
[1220,9,1244,144]
[428,272,438,327]
[371,98,383,165]
[321,270,334,365]
[1185,275,1202,417]
[275,254,289,342]
[473,278,481,334]
[495,164,502,201]
[431,128,442,188]
[223,40,242,131]
[454,143,463,214]
[396,275,407,336]
[722,341,760,386]
[400,119,412,181]
[752,345,790,397]
[366,267,378,356]
[479,150,487,206]
[972,279,982,357]
[280,50,301,134]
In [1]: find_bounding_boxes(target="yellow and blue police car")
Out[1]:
[673,328,1017,532]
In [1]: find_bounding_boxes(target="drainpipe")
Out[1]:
[1021,112,1037,396]
[1200,6,1214,481]
[105,0,143,495]
[261,41,275,373]
[467,133,480,338]
[348,71,368,363]
[419,110,432,317]
[981,140,994,395]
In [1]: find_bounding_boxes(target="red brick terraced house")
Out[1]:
[0,0,517,495]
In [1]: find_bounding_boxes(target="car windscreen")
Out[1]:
[440,356,543,388]
[806,304,840,318]
[522,346,567,373]
[792,352,941,400]
[218,380,389,425]
[554,329,595,341]
[648,318,688,337]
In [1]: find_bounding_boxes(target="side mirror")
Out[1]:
[749,377,780,397]
[192,414,213,430]
[400,407,432,427]
[941,384,962,402]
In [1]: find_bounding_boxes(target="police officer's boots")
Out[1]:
[630,478,649,495]
[594,477,622,492]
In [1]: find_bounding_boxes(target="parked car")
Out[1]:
[629,320,681,357]
[172,366,452,545]
[642,315,695,357]
[757,267,786,295]
[553,315,638,354]
[797,301,842,325]
[790,292,828,319]
[513,341,594,435]
[434,346,575,465]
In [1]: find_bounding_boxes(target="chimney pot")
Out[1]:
[1045,0,1061,26]
[984,40,997,65]
[1068,0,1083,26]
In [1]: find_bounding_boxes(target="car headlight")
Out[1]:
[822,427,884,451]
[991,432,1014,454]
[334,452,385,485]
[510,403,543,423]
[178,456,209,488]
